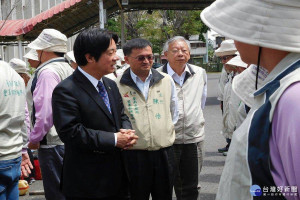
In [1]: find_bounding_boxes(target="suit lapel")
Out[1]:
[74,69,115,124]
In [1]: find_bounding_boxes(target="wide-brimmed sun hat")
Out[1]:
[24,49,39,61]
[28,29,67,53]
[9,58,28,74]
[226,55,248,68]
[201,0,300,53]
[215,39,237,57]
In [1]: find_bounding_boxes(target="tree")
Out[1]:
[106,10,209,56]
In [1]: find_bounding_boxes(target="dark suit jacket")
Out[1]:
[52,68,132,198]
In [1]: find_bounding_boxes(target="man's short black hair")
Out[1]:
[73,28,118,66]
[123,38,152,56]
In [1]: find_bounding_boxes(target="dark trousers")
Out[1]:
[123,146,175,200]
[38,145,65,200]
[174,142,204,200]
[25,149,36,180]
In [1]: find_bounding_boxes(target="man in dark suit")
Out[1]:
[52,28,138,200]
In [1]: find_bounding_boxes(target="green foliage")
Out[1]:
[106,10,208,56]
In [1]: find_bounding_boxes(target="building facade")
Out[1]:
[0,0,77,62]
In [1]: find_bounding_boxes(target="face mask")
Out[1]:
[232,64,268,107]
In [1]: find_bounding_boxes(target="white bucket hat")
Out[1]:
[28,29,67,53]
[116,49,125,67]
[9,58,28,74]
[24,49,39,61]
[201,0,300,53]
[226,55,248,68]
[215,39,237,57]
[66,51,76,63]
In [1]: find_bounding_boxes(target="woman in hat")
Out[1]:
[201,0,300,199]
[222,55,248,156]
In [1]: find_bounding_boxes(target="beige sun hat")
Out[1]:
[201,0,300,53]
[215,39,237,57]
[66,51,76,63]
[9,58,28,74]
[226,55,248,68]
[28,29,67,53]
[24,49,39,61]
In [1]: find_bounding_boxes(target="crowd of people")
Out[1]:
[1,0,300,200]
[1,26,207,200]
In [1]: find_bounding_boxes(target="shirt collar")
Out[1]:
[167,63,190,77]
[78,66,102,89]
[130,68,152,83]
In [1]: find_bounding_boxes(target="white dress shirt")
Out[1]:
[78,67,117,146]
[167,63,207,109]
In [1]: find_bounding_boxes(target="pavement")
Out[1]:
[20,73,226,200]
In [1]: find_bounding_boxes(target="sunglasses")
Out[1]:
[130,55,154,62]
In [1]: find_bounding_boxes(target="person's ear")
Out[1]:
[124,56,130,65]
[164,51,168,57]
[85,53,95,63]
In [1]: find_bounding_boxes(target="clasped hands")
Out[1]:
[116,129,138,149]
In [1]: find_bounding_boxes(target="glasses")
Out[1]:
[221,55,236,61]
[169,49,189,55]
[130,55,154,62]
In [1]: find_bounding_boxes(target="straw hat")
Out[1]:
[28,29,67,53]
[201,0,300,53]
[24,49,38,61]
[9,58,28,74]
[215,39,237,57]
[226,55,248,68]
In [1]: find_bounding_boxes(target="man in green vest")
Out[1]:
[116,38,178,200]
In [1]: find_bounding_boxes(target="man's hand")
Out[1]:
[21,153,33,177]
[28,142,40,149]
[116,129,138,149]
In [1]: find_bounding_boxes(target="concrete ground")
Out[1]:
[20,73,226,200]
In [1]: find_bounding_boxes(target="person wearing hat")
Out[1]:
[9,58,30,86]
[27,28,74,200]
[0,61,33,199]
[24,49,40,123]
[221,55,248,156]
[201,0,300,199]
[215,39,237,114]
[65,50,78,69]
[214,40,237,154]
[158,36,206,200]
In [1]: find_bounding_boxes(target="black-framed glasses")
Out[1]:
[130,55,154,62]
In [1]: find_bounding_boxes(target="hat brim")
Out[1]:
[201,0,300,53]
[215,50,237,57]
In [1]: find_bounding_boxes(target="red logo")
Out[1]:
[123,92,129,97]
